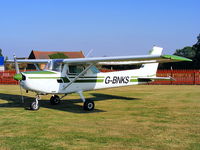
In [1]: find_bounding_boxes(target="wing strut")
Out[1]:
[62,64,94,90]
[34,64,40,71]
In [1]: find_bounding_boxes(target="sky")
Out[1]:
[0,0,199,59]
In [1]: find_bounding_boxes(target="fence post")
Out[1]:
[194,70,196,85]
[171,69,173,85]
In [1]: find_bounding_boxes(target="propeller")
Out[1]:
[14,55,20,74]
[13,55,24,103]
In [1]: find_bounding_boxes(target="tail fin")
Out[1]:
[139,46,163,77]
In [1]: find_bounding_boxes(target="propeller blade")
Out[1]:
[13,55,24,104]
[13,55,20,74]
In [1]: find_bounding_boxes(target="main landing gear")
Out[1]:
[83,99,95,111]
[49,94,67,105]
[50,95,61,105]
[50,92,95,111]
[30,95,40,110]
[78,91,95,111]
[29,92,94,111]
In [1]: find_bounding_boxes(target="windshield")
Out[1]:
[51,60,64,72]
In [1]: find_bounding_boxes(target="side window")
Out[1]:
[68,65,84,74]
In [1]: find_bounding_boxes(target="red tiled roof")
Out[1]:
[29,50,85,59]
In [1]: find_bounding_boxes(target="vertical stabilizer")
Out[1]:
[149,46,163,55]
[140,46,163,76]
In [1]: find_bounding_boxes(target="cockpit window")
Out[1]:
[68,65,84,74]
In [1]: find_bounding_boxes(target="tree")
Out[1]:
[171,34,200,69]
[48,53,68,59]
[159,34,200,69]
[174,46,195,59]
[191,34,200,68]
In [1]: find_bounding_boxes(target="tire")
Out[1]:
[83,100,95,111]
[50,95,60,105]
[30,101,39,110]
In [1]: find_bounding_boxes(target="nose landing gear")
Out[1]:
[30,95,40,110]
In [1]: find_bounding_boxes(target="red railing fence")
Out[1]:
[0,70,200,85]
[0,70,18,84]
[152,70,200,85]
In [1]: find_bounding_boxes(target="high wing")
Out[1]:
[6,54,191,65]
[63,54,191,65]
[6,59,50,63]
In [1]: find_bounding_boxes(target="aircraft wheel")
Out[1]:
[50,95,61,105]
[83,100,95,111]
[30,101,40,110]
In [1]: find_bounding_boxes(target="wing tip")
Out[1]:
[162,55,192,62]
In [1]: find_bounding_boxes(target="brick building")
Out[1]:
[27,50,85,69]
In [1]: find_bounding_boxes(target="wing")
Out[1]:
[62,54,191,65]
[6,54,191,65]
[6,59,51,63]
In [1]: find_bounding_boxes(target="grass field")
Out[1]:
[0,85,200,150]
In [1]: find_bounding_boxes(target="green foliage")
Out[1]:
[174,46,195,58]
[48,52,68,59]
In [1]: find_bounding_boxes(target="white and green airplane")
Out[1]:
[11,46,191,111]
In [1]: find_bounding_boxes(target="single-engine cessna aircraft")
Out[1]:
[10,46,191,111]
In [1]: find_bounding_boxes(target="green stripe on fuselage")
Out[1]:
[131,74,156,78]
[29,77,60,79]
[28,77,70,82]
[75,79,104,83]
[24,71,56,74]
[28,77,104,83]
[68,76,105,79]
[130,79,138,82]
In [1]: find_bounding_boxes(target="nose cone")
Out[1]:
[14,73,23,81]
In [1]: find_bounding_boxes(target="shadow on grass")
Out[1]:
[0,93,140,113]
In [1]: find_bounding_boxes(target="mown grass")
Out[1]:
[0,85,200,150]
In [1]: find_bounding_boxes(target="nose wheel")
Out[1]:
[30,95,40,110]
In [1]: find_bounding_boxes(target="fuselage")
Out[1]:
[19,69,152,95]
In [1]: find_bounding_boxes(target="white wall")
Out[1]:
[0,66,5,71]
